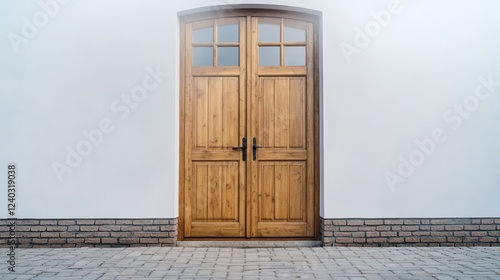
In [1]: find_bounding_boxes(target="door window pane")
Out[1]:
[218,24,238,42]
[284,26,306,42]
[259,46,280,66]
[193,47,213,66]
[284,46,305,66]
[259,23,280,42]
[193,27,213,43]
[218,47,239,66]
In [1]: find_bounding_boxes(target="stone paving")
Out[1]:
[1,246,500,279]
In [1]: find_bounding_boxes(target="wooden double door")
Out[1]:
[181,13,317,239]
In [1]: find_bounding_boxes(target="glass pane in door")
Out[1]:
[218,47,239,66]
[259,23,280,42]
[193,47,213,66]
[218,24,239,42]
[193,27,213,43]
[259,46,280,66]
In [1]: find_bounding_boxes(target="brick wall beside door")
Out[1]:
[0,218,177,248]
[321,217,500,247]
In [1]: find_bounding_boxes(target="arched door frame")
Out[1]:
[178,6,321,241]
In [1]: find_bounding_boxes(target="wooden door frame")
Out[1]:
[178,8,320,241]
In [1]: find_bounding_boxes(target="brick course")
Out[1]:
[321,217,500,247]
[0,218,177,248]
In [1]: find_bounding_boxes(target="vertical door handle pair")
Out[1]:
[232,137,262,161]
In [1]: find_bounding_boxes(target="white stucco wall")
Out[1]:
[1,0,499,219]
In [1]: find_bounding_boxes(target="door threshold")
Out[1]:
[177,241,323,248]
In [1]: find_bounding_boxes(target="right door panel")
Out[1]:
[249,18,315,237]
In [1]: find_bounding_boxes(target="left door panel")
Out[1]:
[183,18,247,237]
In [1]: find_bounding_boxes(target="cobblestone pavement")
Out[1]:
[1,247,500,279]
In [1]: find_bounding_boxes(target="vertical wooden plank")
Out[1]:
[260,164,274,220]
[220,163,227,220]
[274,163,289,220]
[208,78,223,148]
[194,164,208,220]
[248,16,258,237]
[236,16,249,237]
[289,163,305,220]
[219,163,225,220]
[231,162,240,222]
[261,78,275,147]
[221,163,238,220]
[207,164,221,219]
[274,78,289,148]
[289,78,305,149]
[222,78,238,148]
[195,78,208,149]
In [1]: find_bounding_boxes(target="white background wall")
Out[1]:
[1,0,499,219]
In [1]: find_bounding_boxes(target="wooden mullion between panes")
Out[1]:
[216,43,240,47]
[192,43,215,47]
[280,18,284,66]
[214,20,218,67]
[257,42,281,47]
[282,42,307,47]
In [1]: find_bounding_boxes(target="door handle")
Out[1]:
[252,137,263,161]
[232,137,247,161]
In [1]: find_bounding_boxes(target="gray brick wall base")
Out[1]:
[321,217,500,247]
[0,218,177,248]
[4,217,499,247]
